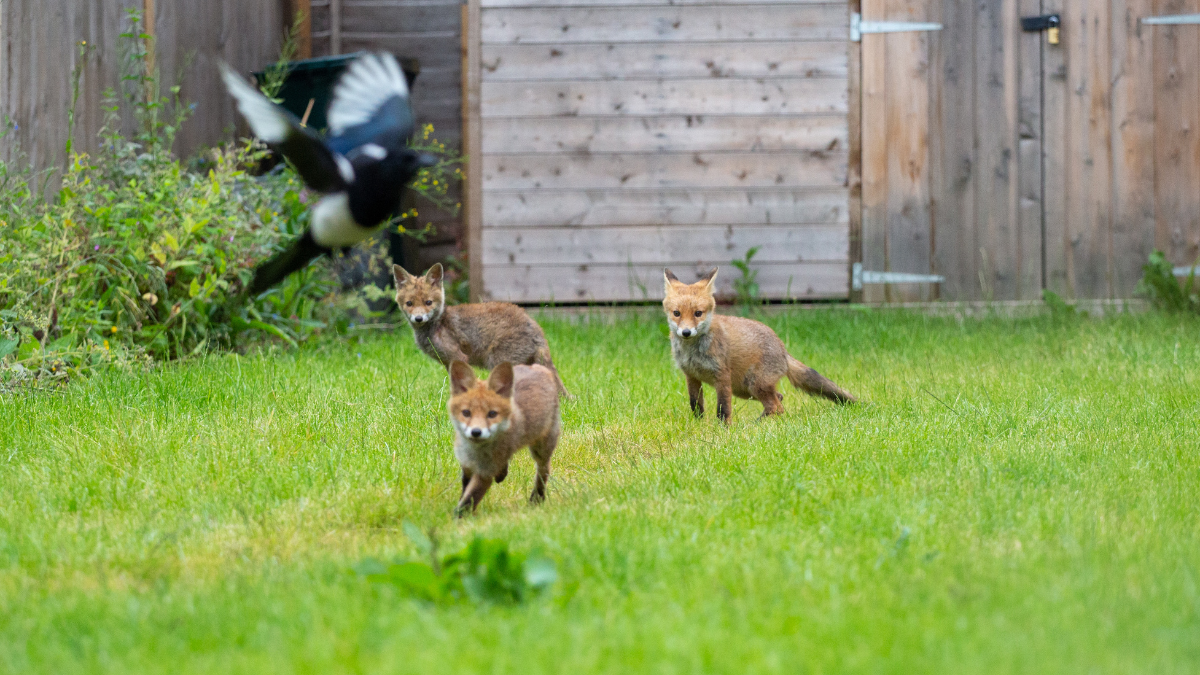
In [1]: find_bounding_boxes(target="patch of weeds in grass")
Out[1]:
[731,246,761,314]
[354,522,557,606]
[1137,250,1199,313]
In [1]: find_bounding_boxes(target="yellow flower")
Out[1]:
[103,340,109,349]
[111,325,118,333]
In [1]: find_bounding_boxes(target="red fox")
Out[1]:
[662,268,856,422]
[392,263,570,397]
[448,360,561,515]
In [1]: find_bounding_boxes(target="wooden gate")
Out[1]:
[463,0,853,303]
[857,0,1200,303]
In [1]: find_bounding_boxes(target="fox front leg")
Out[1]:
[455,474,494,517]
[686,375,705,418]
[715,375,734,424]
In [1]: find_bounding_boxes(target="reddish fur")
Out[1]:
[447,361,561,515]
[394,264,570,398]
[662,268,856,423]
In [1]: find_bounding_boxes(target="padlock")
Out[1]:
[1048,26,1060,45]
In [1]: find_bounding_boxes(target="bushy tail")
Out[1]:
[787,355,856,404]
[534,345,573,400]
[247,229,328,296]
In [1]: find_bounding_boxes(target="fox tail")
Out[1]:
[786,355,856,404]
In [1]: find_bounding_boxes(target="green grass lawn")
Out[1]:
[1,308,1198,673]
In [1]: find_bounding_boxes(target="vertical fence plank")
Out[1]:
[1153,0,1200,267]
[1110,0,1157,293]
[860,0,888,303]
[974,0,1019,300]
[1065,0,1115,297]
[464,0,484,301]
[848,0,863,303]
[931,0,977,300]
[1016,0,1044,299]
[881,0,934,302]
[1042,0,1070,295]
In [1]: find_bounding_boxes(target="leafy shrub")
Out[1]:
[1137,250,1199,313]
[355,522,558,606]
[0,11,461,388]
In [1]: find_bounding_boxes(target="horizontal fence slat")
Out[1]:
[480,78,847,117]
[482,225,848,265]
[481,115,847,154]
[480,5,848,44]
[482,262,849,302]
[482,188,849,227]
[480,41,847,81]
[482,0,839,6]
[482,151,847,190]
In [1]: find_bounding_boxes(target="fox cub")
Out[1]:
[662,268,855,422]
[448,360,561,515]
[392,263,569,397]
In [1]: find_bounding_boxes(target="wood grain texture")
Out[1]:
[482,188,849,227]
[480,5,848,44]
[847,0,863,303]
[480,78,848,117]
[1042,0,1070,296]
[482,0,838,6]
[1016,0,1044,299]
[480,41,847,81]
[1152,0,1200,269]
[1064,0,1114,298]
[859,0,887,303]
[482,151,847,190]
[882,0,934,302]
[1109,0,1157,295]
[974,0,1018,301]
[481,262,849,302]
[465,0,485,300]
[482,225,848,265]
[481,115,847,154]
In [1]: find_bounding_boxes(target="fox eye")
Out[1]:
[461,409,470,417]
[425,300,433,306]
[487,410,498,419]
[405,301,412,306]
[673,310,680,317]
[694,310,703,317]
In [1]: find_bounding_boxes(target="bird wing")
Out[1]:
[325,53,415,154]
[220,63,351,193]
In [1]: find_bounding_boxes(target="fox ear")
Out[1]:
[699,267,718,290]
[487,362,515,398]
[664,268,680,294]
[393,264,415,287]
[425,263,444,286]
[449,361,476,394]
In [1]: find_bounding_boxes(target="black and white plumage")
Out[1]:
[221,53,436,296]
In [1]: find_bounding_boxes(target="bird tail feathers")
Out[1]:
[247,230,328,296]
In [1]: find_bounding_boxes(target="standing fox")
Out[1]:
[392,263,570,397]
[448,360,561,515]
[662,268,855,423]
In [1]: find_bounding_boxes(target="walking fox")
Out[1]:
[392,263,570,397]
[447,360,561,515]
[662,268,855,422]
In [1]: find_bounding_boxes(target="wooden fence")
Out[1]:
[858,0,1200,302]
[0,0,286,174]
[463,0,853,303]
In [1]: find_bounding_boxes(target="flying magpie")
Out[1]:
[220,53,437,296]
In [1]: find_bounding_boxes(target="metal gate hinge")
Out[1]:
[852,263,946,291]
[1142,14,1200,25]
[851,12,944,42]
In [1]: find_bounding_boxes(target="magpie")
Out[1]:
[220,53,437,296]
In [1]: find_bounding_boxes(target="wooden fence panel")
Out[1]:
[470,0,850,303]
[1,0,284,176]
